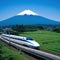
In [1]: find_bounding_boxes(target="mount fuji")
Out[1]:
[0,9,60,26]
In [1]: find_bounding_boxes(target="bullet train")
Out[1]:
[1,34,40,49]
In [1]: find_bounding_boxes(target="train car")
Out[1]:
[1,34,40,49]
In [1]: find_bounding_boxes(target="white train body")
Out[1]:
[1,34,40,49]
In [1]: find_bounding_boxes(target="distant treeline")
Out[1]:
[0,25,60,35]
[11,25,44,31]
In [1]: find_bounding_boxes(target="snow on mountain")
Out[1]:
[17,9,39,16]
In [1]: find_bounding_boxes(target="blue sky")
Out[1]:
[0,0,60,21]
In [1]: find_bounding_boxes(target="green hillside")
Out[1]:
[20,30,60,54]
[0,41,29,60]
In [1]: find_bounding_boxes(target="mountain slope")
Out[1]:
[0,15,60,26]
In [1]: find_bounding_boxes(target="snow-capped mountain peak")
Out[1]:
[17,9,39,16]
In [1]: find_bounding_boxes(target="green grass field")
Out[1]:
[0,41,29,60]
[20,30,60,54]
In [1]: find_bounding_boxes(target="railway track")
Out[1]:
[0,38,43,60]
[0,37,60,60]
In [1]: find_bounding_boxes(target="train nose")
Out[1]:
[33,43,40,47]
[29,40,40,47]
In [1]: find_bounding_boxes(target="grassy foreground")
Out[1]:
[20,30,60,54]
[0,41,29,60]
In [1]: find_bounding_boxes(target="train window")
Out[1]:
[26,37,33,40]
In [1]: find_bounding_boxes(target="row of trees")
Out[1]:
[11,25,44,32]
[0,25,60,35]
[53,26,60,33]
[0,25,44,35]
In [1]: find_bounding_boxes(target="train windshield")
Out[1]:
[26,37,33,40]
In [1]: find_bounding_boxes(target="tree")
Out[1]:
[53,26,60,33]
[37,26,44,30]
